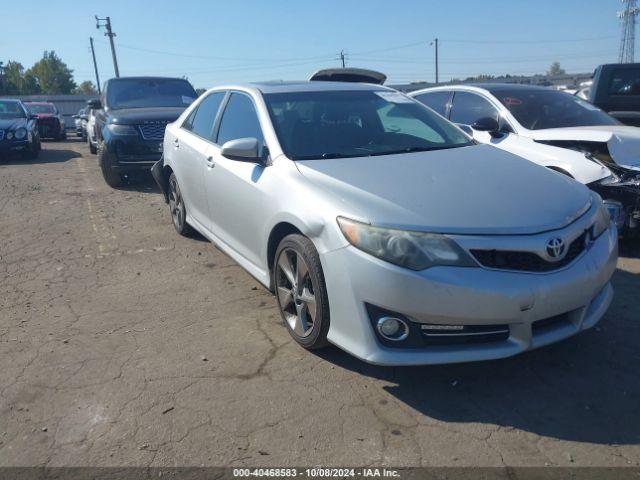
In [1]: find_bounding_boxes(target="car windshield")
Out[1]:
[107,79,197,109]
[491,88,620,130]
[0,100,26,119]
[27,104,56,114]
[264,90,472,160]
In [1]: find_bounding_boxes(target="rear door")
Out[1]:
[172,91,225,225]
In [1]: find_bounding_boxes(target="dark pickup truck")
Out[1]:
[587,63,640,127]
[94,76,198,187]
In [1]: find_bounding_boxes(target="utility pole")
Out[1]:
[95,16,120,77]
[89,37,102,95]
[618,0,638,63]
[340,50,346,68]
[430,38,439,84]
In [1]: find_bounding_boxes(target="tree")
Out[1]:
[26,51,76,94]
[547,62,566,76]
[75,80,98,96]
[2,61,26,94]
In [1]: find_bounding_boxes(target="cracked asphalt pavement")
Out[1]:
[0,139,639,468]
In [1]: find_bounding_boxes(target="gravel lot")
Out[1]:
[0,139,639,468]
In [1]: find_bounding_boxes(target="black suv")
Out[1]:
[94,77,198,187]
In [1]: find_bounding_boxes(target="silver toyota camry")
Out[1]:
[152,81,618,366]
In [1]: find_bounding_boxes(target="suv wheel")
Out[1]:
[274,234,330,350]
[98,142,123,188]
[89,141,97,154]
[168,173,194,236]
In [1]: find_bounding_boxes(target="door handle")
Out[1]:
[173,139,180,149]
[206,156,215,168]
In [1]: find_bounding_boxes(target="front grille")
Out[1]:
[139,122,169,141]
[0,130,4,141]
[471,232,587,273]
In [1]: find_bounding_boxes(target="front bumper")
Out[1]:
[321,225,618,366]
[0,139,29,153]
[106,135,164,167]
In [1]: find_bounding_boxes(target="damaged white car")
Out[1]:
[410,84,640,234]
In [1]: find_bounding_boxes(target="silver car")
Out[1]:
[152,81,618,366]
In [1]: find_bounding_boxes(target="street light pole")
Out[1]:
[95,16,120,78]
[89,37,102,95]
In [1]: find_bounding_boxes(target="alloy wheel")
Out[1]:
[275,248,317,338]
[169,177,184,229]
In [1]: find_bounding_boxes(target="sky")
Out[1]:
[0,0,631,89]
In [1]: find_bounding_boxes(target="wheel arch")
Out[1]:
[266,221,304,290]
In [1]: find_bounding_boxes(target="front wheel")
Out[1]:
[274,234,330,350]
[98,142,123,188]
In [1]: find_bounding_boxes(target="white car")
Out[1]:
[409,84,640,233]
[86,107,98,154]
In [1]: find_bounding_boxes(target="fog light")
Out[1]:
[377,317,409,341]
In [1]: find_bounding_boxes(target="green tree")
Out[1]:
[2,60,26,94]
[547,62,566,76]
[26,51,76,94]
[75,80,98,96]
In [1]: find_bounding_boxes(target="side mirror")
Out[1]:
[87,99,102,110]
[471,117,502,138]
[221,137,261,162]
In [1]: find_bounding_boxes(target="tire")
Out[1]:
[89,142,97,154]
[98,142,123,188]
[22,140,39,160]
[168,173,194,236]
[273,234,330,350]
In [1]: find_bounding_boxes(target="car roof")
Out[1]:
[247,80,392,94]
[24,101,54,105]
[106,76,193,82]
[413,83,556,95]
[0,98,22,103]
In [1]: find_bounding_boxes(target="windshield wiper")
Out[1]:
[293,152,369,160]
[369,145,465,156]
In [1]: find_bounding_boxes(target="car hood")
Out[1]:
[523,126,640,170]
[296,145,592,235]
[0,118,27,130]
[108,107,187,125]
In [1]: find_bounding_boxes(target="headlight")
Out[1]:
[337,217,477,271]
[107,124,138,136]
[14,128,27,140]
[592,201,612,238]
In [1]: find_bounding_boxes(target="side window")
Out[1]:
[449,91,499,125]
[216,93,264,148]
[413,91,450,116]
[186,92,225,140]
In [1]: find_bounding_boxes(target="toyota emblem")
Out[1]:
[546,237,566,260]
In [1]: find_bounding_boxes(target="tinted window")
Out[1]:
[0,100,26,119]
[27,104,56,114]
[608,68,640,95]
[264,90,471,160]
[491,88,619,130]
[185,92,224,140]
[449,92,498,125]
[413,91,450,116]
[106,79,197,109]
[216,93,264,147]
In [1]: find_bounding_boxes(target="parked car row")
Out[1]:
[43,67,636,366]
